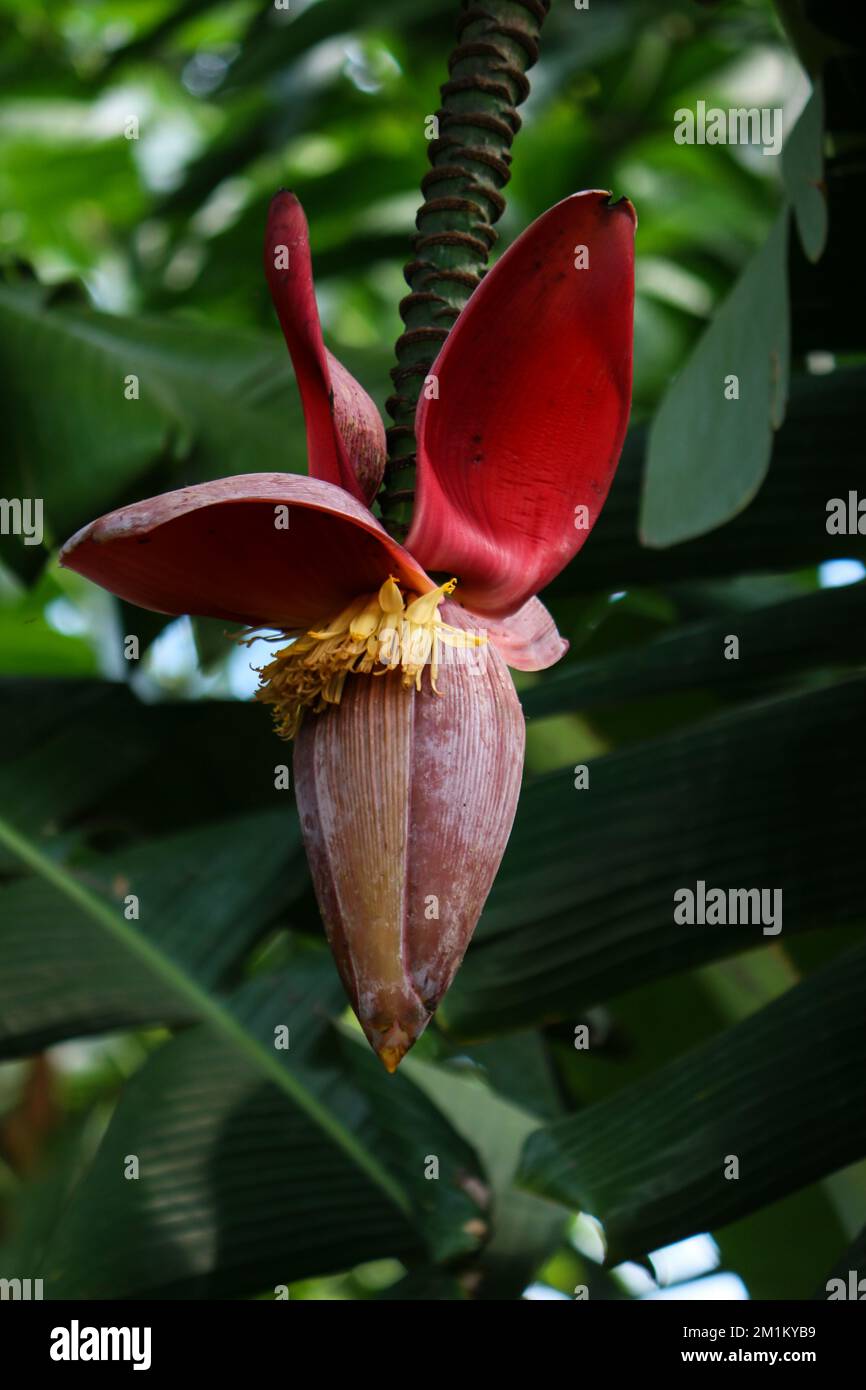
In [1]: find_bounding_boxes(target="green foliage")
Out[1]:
[519,942,866,1262]
[0,280,306,562]
[641,207,790,546]
[0,0,864,1302]
[441,675,866,1037]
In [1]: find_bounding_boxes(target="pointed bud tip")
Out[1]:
[379,1046,404,1074]
[374,1022,413,1074]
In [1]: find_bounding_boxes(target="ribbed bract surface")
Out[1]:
[294,603,524,1069]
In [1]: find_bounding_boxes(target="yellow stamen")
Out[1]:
[349,595,383,642]
[248,576,486,739]
[378,575,405,614]
[307,595,367,640]
[404,577,457,624]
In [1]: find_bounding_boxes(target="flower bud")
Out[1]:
[293,602,524,1071]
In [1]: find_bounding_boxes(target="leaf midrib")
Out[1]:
[0,813,411,1218]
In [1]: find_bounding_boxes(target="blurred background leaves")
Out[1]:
[0,0,864,1301]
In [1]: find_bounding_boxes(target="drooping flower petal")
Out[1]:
[453,595,569,671]
[59,474,432,630]
[264,190,386,504]
[406,190,636,618]
[293,602,525,1071]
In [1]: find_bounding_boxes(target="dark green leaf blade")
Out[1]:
[443,677,866,1037]
[0,284,306,568]
[517,943,866,1263]
[523,580,866,721]
[0,809,304,1056]
[41,957,487,1297]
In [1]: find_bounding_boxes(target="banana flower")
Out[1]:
[61,190,635,1070]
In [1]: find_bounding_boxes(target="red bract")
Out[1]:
[61,189,635,1070]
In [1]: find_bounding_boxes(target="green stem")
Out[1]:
[379,0,550,541]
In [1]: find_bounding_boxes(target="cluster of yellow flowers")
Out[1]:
[251,575,486,739]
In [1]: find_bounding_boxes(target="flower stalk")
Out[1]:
[379,0,551,540]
